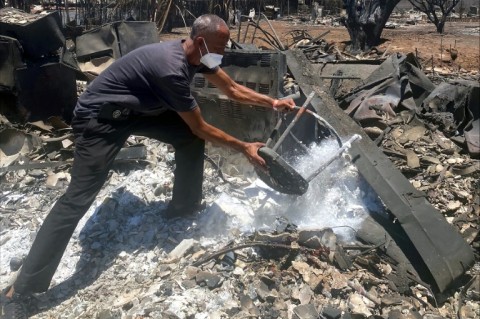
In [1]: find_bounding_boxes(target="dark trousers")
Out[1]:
[13,111,204,294]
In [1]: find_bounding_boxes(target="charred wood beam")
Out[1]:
[192,241,329,267]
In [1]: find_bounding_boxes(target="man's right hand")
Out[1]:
[243,142,266,168]
[273,98,295,112]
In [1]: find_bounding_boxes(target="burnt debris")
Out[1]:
[1,6,479,319]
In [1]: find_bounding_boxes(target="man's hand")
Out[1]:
[273,98,295,112]
[179,108,267,167]
[204,70,297,112]
[243,142,266,167]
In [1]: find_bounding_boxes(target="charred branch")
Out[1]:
[407,0,460,33]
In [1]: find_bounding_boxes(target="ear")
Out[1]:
[194,36,204,48]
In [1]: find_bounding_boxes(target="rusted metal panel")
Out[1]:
[285,50,474,294]
[75,21,157,61]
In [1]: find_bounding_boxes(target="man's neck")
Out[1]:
[183,38,200,66]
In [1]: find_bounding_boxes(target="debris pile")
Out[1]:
[336,53,479,158]
[0,7,78,122]
[0,7,46,24]
[329,52,479,295]
[284,29,387,63]
[1,112,479,318]
[0,8,479,319]
[0,8,158,123]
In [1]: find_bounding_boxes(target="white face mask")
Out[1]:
[199,39,223,69]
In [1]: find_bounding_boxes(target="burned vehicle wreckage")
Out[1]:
[0,7,478,319]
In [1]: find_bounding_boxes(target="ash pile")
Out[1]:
[1,7,479,319]
[2,139,476,319]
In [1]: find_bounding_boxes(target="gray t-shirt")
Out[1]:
[74,39,211,118]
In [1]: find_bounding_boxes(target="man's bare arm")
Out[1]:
[178,107,266,166]
[203,69,295,111]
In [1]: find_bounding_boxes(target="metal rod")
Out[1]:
[272,92,315,152]
[316,75,361,80]
[292,106,342,146]
[311,30,330,43]
[240,13,285,50]
[282,92,301,100]
[289,131,309,152]
[440,35,443,64]
[264,92,300,147]
[259,13,285,50]
[306,134,361,182]
[265,118,283,148]
[301,45,323,52]
[243,22,251,43]
[237,14,241,42]
[250,11,262,44]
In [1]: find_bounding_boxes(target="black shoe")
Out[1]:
[163,201,207,219]
[0,292,28,319]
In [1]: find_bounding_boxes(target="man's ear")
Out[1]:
[194,36,204,48]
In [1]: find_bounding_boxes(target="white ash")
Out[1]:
[1,135,465,319]
[1,136,374,295]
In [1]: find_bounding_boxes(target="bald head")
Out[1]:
[184,14,229,66]
[190,14,228,40]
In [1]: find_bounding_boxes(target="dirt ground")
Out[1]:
[160,19,480,72]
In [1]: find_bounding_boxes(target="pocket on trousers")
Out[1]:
[82,118,98,138]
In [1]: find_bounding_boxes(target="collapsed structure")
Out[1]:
[0,5,478,319]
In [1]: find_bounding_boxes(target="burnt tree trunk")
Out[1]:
[408,0,459,34]
[436,20,445,33]
[341,0,401,52]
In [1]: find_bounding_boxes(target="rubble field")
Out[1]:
[162,20,480,72]
[1,13,479,319]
